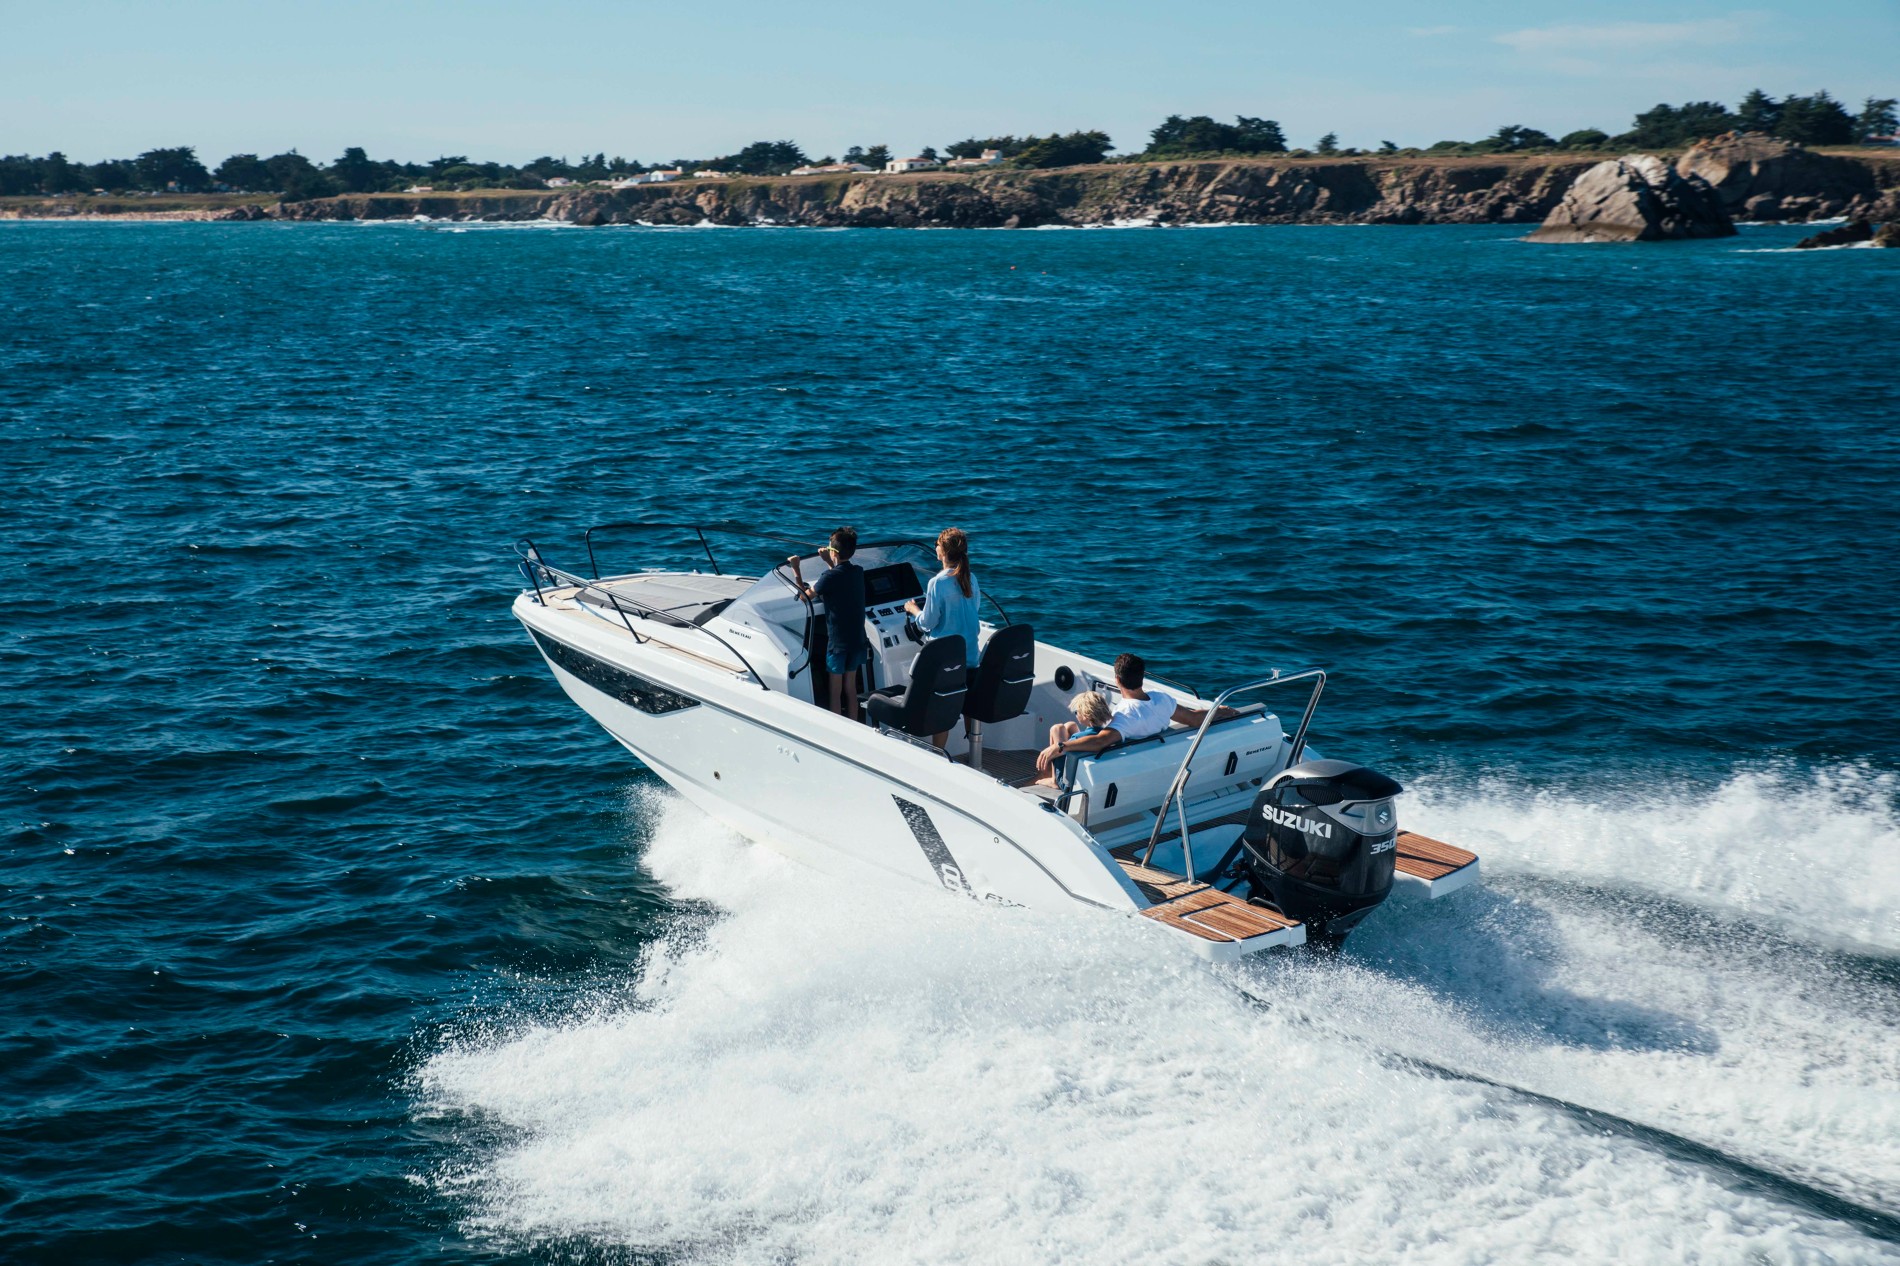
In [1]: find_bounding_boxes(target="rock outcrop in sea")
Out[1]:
[1795,219,1874,249]
[1527,155,1734,243]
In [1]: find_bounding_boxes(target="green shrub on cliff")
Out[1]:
[1142,115,1287,158]
[945,136,1025,159]
[1011,131,1113,168]
[1775,92,1856,145]
[213,154,273,191]
[1620,100,1736,147]
[1860,97,1900,142]
[132,147,211,192]
[1474,125,1557,153]
[1612,90,1860,148]
[329,147,383,193]
[712,141,810,175]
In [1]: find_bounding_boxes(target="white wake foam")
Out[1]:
[418,774,1900,1263]
[1405,763,1900,952]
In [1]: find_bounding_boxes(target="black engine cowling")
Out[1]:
[1239,758,1403,941]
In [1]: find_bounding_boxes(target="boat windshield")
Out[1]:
[729,541,937,611]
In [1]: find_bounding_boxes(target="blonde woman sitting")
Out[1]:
[1035,691,1121,785]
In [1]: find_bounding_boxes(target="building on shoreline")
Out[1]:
[945,149,1005,170]
[885,156,942,173]
[790,162,876,176]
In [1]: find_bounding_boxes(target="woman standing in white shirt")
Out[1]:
[906,526,982,747]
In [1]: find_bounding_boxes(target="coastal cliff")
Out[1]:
[271,150,1900,228]
[265,158,1623,228]
[12,149,1898,228]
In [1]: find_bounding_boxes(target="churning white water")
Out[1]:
[418,768,1900,1264]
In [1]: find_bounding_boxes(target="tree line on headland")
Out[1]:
[4,90,1893,199]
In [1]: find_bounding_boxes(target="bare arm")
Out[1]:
[786,555,813,601]
[788,548,838,602]
[1036,726,1121,773]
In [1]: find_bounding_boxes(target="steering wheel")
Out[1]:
[903,616,925,644]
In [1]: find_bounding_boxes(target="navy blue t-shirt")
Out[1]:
[812,562,868,655]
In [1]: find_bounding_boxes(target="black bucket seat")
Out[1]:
[867,636,969,739]
[963,623,1035,729]
[962,624,1036,770]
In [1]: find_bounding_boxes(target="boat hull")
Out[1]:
[516,598,1144,914]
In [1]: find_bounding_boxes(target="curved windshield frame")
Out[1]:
[731,542,936,611]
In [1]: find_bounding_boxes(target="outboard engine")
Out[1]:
[1238,758,1403,944]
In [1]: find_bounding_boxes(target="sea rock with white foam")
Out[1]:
[1528,154,1735,244]
[1795,219,1874,249]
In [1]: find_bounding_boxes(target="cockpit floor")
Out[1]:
[977,747,1045,787]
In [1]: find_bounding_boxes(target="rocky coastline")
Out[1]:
[8,140,1897,230]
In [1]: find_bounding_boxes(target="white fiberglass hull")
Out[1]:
[515,594,1148,918]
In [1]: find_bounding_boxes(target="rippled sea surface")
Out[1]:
[4,220,1899,1264]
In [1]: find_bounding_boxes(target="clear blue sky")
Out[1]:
[6,0,1895,163]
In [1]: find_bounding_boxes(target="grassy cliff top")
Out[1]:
[5,147,1894,217]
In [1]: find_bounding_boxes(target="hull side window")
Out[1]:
[528,628,700,715]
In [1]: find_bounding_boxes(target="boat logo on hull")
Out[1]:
[1261,804,1333,839]
[892,795,974,897]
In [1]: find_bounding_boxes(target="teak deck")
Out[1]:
[1115,858,1301,944]
[1115,824,1479,945]
[1393,831,1477,881]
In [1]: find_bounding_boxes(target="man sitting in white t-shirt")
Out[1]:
[1034,652,1238,775]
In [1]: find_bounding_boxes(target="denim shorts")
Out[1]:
[825,642,868,675]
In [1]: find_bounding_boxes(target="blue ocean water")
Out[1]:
[3,220,1898,1264]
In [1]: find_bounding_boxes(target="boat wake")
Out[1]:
[416,766,1900,1264]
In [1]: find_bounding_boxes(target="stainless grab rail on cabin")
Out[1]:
[1139,669,1328,879]
[514,538,772,690]
[583,523,1016,633]
[582,521,823,580]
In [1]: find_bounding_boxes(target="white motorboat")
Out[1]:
[513,523,1479,958]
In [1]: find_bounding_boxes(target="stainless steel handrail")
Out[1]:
[514,539,771,690]
[583,521,823,580]
[1053,785,1089,821]
[1139,669,1328,877]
